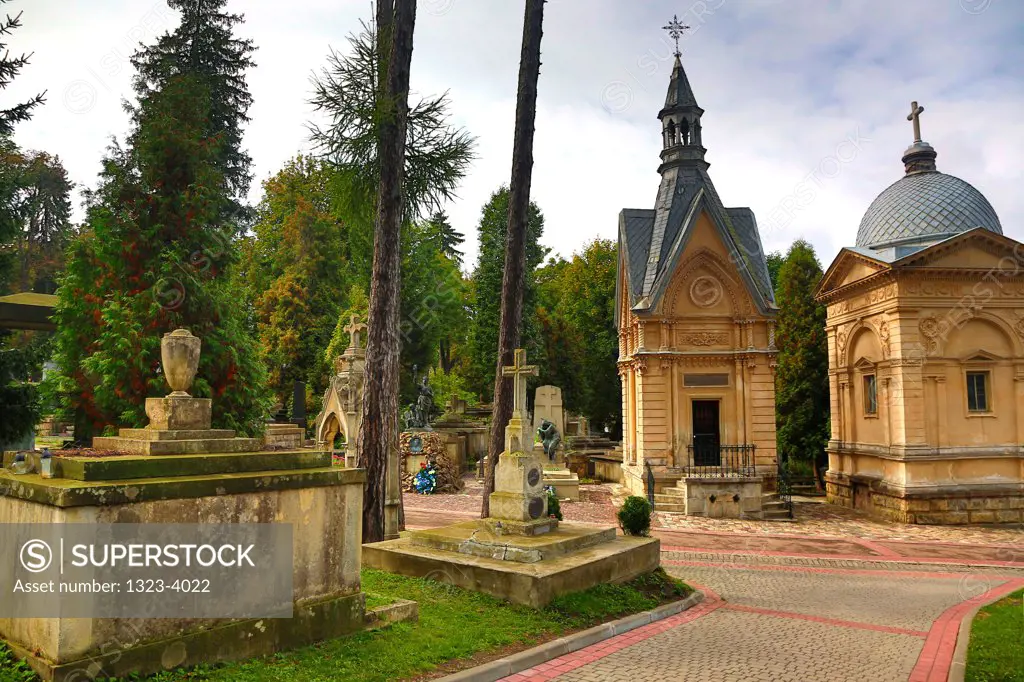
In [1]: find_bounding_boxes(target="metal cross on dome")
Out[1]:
[663,14,691,58]
[907,101,925,144]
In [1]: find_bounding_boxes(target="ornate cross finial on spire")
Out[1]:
[343,314,367,350]
[662,14,691,58]
[907,101,925,143]
[501,348,538,417]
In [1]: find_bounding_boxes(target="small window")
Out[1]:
[967,372,989,412]
[863,375,878,415]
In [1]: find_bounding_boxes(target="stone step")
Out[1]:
[653,502,687,513]
[653,492,686,504]
[92,436,262,456]
[763,510,794,520]
[117,428,236,441]
[55,449,332,481]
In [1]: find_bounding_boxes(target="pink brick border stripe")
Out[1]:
[909,577,1024,682]
[663,558,1023,581]
[719,603,929,637]
[500,586,726,682]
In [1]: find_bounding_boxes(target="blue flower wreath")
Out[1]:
[414,462,438,495]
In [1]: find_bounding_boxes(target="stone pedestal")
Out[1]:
[143,396,211,431]
[265,422,305,449]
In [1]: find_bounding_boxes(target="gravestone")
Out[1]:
[291,380,306,430]
[533,385,564,438]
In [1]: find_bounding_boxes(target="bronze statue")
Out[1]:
[538,419,561,462]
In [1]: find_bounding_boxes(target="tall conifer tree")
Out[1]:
[130,0,256,228]
[775,240,829,484]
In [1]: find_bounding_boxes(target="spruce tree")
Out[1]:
[130,0,256,228]
[464,186,545,399]
[0,1,44,137]
[774,240,829,483]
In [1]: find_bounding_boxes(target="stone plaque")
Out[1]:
[528,496,545,520]
[527,467,541,488]
[409,435,423,453]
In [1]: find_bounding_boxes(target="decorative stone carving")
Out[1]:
[161,329,201,397]
[836,327,848,356]
[866,283,898,304]
[918,315,943,354]
[828,300,849,317]
[1014,316,1024,341]
[879,320,891,359]
[689,275,723,308]
[683,331,727,346]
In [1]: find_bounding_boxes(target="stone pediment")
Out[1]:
[818,250,890,299]
[853,356,877,371]
[961,349,1002,363]
[893,229,1024,270]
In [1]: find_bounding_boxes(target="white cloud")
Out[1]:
[9,0,1023,271]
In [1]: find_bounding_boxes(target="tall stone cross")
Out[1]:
[662,14,691,58]
[501,348,538,418]
[344,314,367,350]
[907,101,925,143]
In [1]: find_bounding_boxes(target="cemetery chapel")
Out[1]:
[616,44,779,496]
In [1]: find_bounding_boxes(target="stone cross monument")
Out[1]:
[486,349,555,536]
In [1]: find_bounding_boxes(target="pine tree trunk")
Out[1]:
[481,0,545,518]
[358,0,416,543]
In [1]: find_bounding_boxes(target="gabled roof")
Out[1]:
[618,164,776,318]
[816,227,1024,301]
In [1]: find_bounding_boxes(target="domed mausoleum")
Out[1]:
[816,102,1024,524]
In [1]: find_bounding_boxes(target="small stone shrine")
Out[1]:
[363,349,659,608]
[314,314,367,467]
[0,329,408,680]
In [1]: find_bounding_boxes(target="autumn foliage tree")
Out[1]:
[49,76,269,438]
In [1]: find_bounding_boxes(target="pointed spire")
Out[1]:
[664,55,699,110]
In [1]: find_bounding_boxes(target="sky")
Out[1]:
[9,0,1024,270]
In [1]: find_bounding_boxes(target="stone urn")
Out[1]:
[161,329,202,397]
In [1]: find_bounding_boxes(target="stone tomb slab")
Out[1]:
[34,450,331,482]
[91,435,262,456]
[408,520,615,563]
[363,530,660,608]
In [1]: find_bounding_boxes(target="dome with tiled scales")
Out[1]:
[855,101,1002,256]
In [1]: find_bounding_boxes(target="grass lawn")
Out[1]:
[0,568,691,682]
[965,588,1024,682]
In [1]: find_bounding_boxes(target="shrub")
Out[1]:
[617,495,652,536]
[545,486,563,521]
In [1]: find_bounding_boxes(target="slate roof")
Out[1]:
[618,167,776,320]
[855,170,1002,249]
[664,55,699,110]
